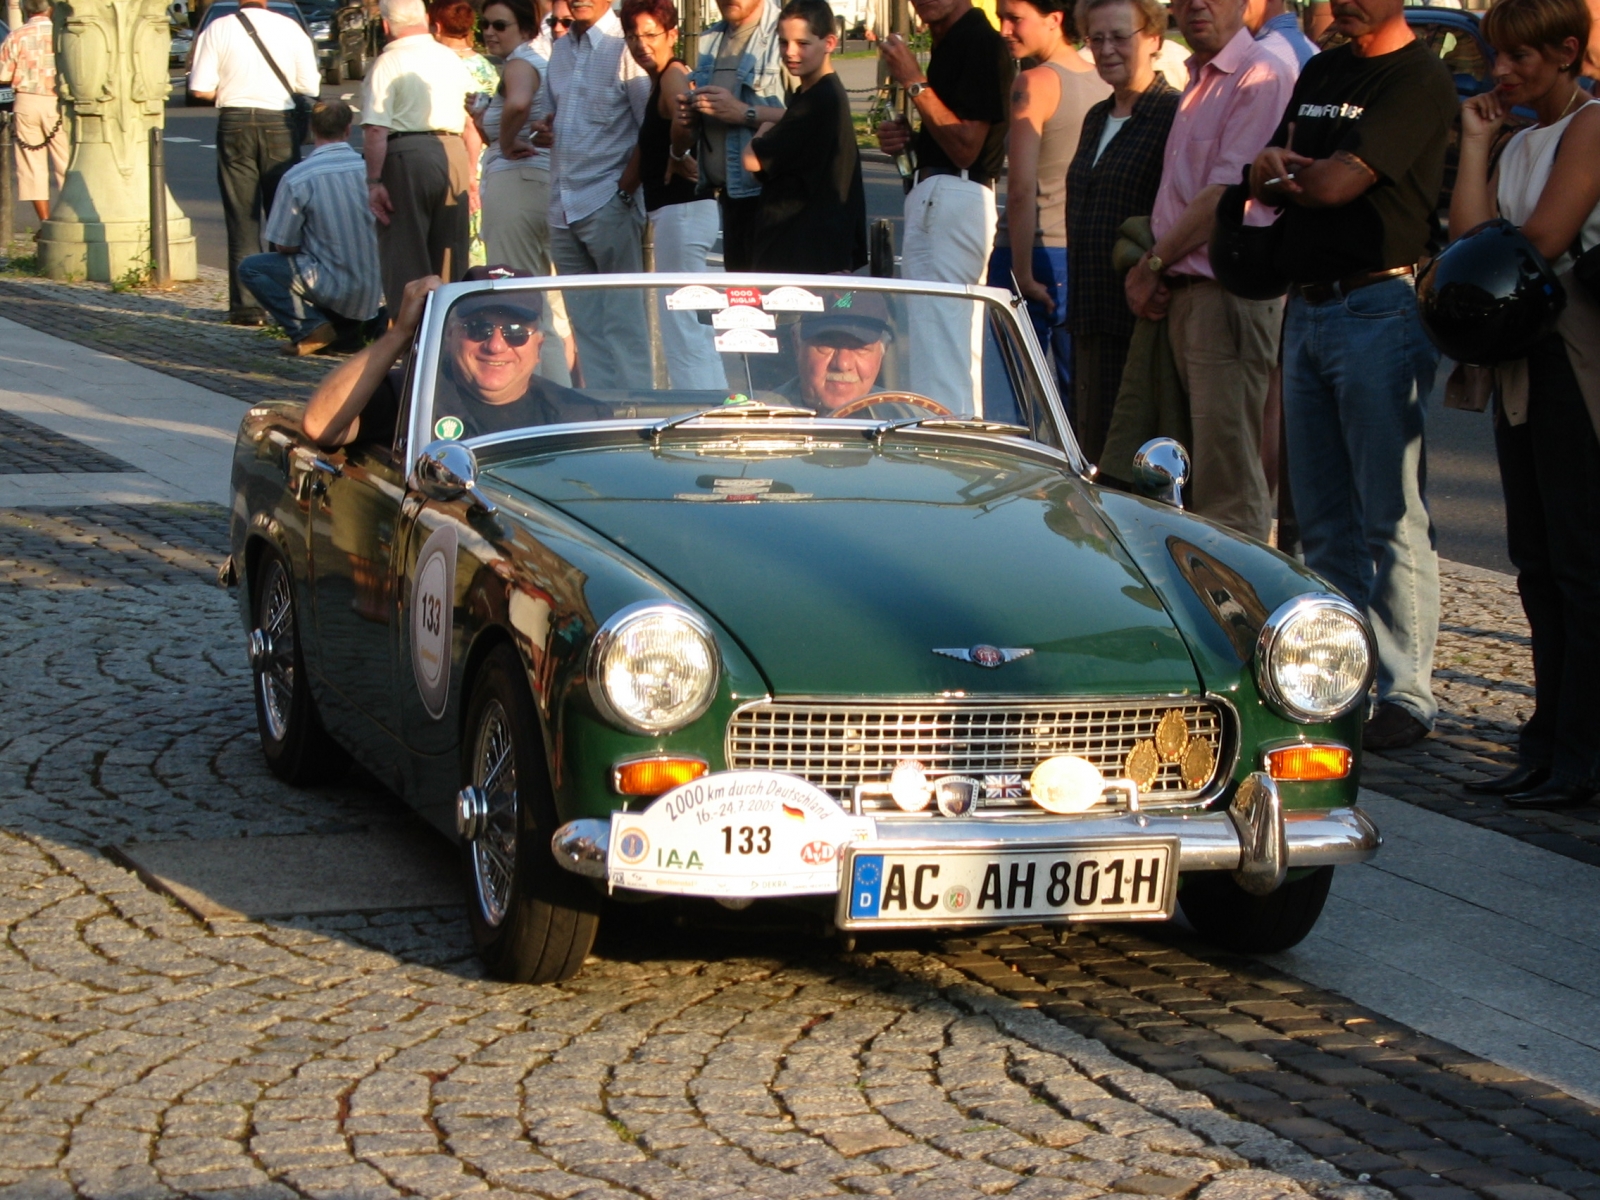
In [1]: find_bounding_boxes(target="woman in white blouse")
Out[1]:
[1449,0,1600,808]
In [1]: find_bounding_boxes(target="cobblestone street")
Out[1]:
[2,275,1600,1200]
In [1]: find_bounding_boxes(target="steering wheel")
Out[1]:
[828,391,953,420]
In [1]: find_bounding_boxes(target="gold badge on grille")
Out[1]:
[1124,739,1160,788]
[1181,737,1216,789]
[1154,709,1189,762]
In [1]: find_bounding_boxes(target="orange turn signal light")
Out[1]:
[612,756,709,796]
[1265,744,1352,782]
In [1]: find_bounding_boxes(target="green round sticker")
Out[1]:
[433,416,464,441]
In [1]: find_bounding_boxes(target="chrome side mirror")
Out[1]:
[1131,438,1190,509]
[411,439,498,515]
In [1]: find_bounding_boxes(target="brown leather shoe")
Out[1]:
[283,323,338,356]
[1362,702,1430,751]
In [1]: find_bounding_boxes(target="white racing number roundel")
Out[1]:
[410,524,458,720]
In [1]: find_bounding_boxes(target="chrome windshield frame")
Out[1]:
[404,273,1088,476]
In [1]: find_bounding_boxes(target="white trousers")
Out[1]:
[649,200,727,392]
[900,174,997,410]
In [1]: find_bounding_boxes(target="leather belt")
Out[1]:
[387,130,461,140]
[917,166,996,190]
[1163,273,1207,290]
[1293,265,1414,305]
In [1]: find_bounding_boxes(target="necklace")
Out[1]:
[1541,85,1583,127]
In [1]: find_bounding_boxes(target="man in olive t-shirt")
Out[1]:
[1248,0,1456,751]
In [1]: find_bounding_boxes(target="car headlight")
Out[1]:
[1255,594,1373,723]
[588,602,721,734]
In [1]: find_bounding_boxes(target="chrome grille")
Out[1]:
[726,699,1229,813]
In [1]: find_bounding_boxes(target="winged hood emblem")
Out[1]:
[933,645,1034,669]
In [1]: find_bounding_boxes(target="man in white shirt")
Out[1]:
[361,0,482,313]
[544,0,653,390]
[188,0,320,325]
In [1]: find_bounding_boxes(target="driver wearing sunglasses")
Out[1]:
[302,270,606,450]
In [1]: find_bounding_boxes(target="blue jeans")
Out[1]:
[988,244,1072,420]
[236,252,338,343]
[1282,278,1439,727]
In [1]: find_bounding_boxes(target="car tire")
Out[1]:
[1179,866,1334,954]
[323,60,342,84]
[250,549,350,786]
[462,644,600,983]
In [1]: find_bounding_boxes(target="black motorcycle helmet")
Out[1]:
[1417,219,1566,365]
[1209,166,1289,302]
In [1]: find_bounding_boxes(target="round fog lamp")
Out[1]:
[1029,755,1106,814]
[1257,595,1373,723]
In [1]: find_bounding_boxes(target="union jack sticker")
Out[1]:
[983,774,1024,799]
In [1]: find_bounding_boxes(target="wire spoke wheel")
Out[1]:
[462,644,601,982]
[258,560,297,742]
[249,547,348,786]
[471,698,519,928]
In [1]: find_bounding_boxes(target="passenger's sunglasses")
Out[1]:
[549,16,573,27]
[484,18,515,30]
[461,317,536,346]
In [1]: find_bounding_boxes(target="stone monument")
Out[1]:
[39,0,197,281]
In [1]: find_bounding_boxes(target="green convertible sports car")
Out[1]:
[224,274,1379,982]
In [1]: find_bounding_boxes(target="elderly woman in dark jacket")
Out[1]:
[1066,0,1179,462]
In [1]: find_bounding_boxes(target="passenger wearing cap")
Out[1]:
[304,270,606,449]
[789,292,921,417]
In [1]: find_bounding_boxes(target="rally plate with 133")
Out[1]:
[839,837,1179,930]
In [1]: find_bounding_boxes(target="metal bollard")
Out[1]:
[1,115,14,254]
[149,126,171,287]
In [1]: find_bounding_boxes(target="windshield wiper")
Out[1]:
[648,402,817,447]
[871,417,1031,448]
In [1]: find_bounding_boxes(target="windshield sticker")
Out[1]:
[712,306,776,331]
[714,328,780,354]
[433,415,464,441]
[725,286,763,308]
[409,523,457,721]
[761,286,824,312]
[665,284,728,311]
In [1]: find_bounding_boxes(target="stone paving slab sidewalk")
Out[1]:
[3,503,1600,1200]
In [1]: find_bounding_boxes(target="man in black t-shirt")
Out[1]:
[303,275,608,451]
[877,0,1012,400]
[1247,0,1456,752]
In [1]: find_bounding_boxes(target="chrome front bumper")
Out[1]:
[550,772,1380,897]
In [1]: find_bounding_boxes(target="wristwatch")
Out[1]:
[744,105,758,129]
[617,188,635,208]
[1145,253,1164,274]
[366,177,383,185]
[906,81,929,100]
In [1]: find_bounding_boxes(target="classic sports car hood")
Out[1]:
[488,439,1200,697]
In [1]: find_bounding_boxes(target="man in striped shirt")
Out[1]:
[239,101,385,356]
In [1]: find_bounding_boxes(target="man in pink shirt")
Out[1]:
[1123,0,1294,540]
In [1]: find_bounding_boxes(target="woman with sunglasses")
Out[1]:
[621,0,726,389]
[478,0,554,274]
[430,0,501,265]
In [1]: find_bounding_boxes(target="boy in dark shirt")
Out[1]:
[743,0,867,273]
[1248,0,1456,752]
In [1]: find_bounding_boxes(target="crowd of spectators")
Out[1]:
[138,0,1600,776]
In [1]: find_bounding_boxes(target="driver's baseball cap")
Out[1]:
[453,265,543,321]
[798,290,893,343]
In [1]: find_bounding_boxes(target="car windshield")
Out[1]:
[421,280,1063,449]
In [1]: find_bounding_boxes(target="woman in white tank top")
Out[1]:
[1447,0,1600,807]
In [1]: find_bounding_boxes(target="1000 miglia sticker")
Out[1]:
[410,524,457,720]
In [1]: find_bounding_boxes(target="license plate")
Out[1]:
[836,838,1179,929]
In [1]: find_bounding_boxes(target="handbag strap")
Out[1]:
[235,8,297,101]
